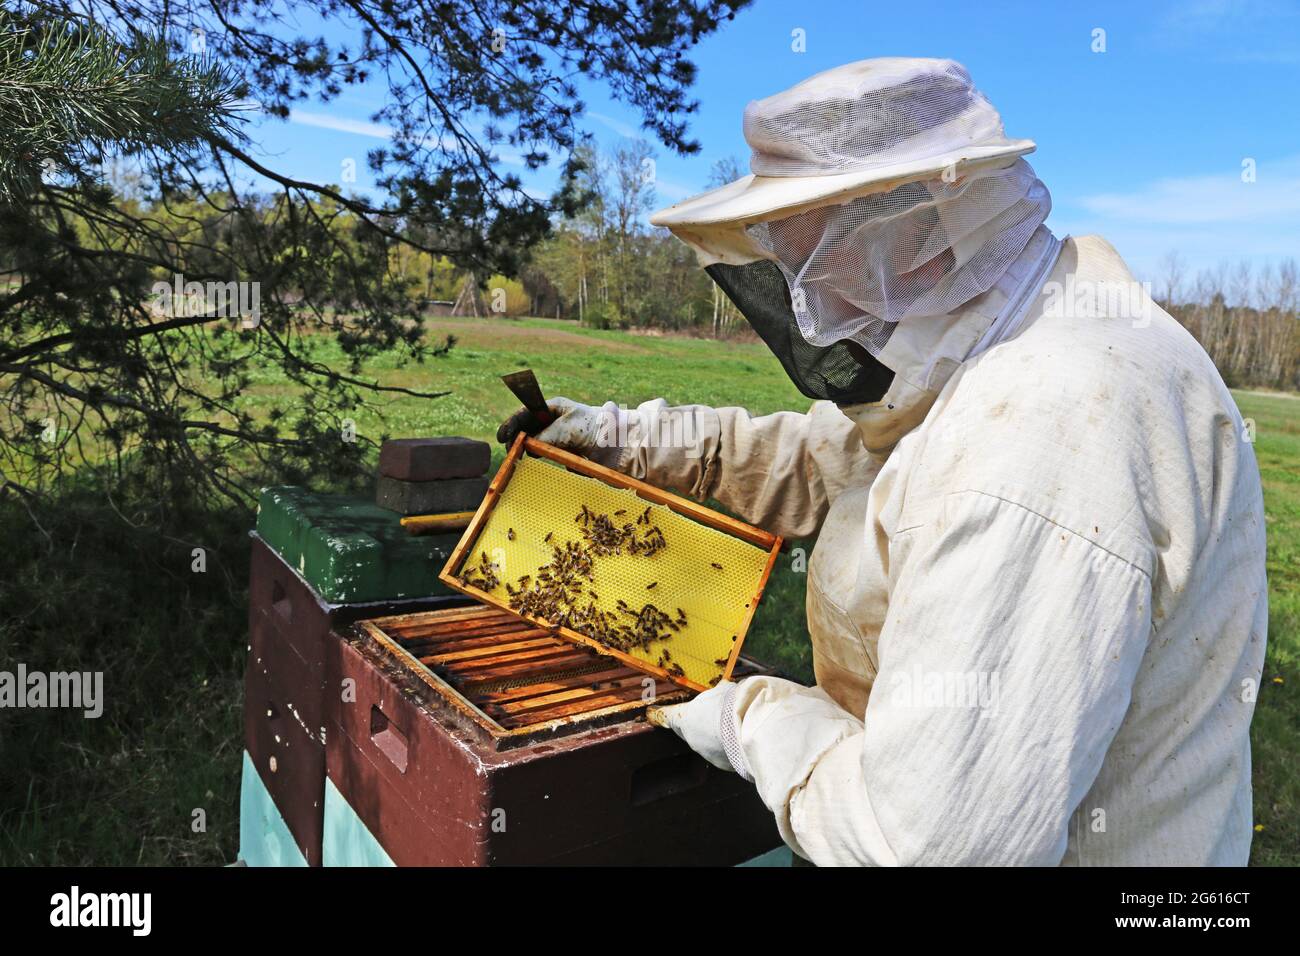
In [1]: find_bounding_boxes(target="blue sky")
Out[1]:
[245,0,1300,283]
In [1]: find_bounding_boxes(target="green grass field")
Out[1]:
[0,316,1294,865]
[1235,389,1300,866]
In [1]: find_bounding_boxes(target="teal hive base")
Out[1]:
[238,751,308,868]
[240,747,794,867]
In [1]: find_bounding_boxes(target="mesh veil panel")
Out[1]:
[744,159,1050,356]
[707,261,895,406]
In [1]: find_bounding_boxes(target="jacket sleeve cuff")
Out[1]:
[720,681,754,782]
[725,676,865,856]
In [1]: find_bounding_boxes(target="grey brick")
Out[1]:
[375,474,489,516]
[378,437,490,481]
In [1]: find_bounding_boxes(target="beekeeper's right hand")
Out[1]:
[496,397,630,470]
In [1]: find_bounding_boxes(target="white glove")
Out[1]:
[496,397,630,471]
[648,680,747,775]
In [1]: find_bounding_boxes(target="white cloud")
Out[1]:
[587,111,642,140]
[1077,156,1300,225]
[284,106,696,211]
[1157,0,1300,62]
[1164,0,1298,33]
[289,110,394,139]
[287,110,525,165]
[1055,155,1300,280]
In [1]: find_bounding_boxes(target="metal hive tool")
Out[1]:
[440,436,783,692]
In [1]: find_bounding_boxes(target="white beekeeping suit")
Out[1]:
[501,58,1267,866]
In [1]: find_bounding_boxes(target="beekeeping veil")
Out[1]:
[651,58,1052,406]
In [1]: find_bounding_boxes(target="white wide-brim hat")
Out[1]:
[651,57,1035,263]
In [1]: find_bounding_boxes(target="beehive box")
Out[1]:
[440,436,783,692]
[324,605,784,865]
[256,485,462,603]
[241,488,472,867]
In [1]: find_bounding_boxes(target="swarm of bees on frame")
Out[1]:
[460,550,501,591]
[459,503,724,683]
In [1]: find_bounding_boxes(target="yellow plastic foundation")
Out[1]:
[450,453,773,690]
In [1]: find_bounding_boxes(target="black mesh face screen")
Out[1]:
[707,261,895,406]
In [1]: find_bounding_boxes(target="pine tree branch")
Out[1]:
[0,9,242,203]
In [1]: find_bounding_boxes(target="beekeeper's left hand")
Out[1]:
[648,680,741,774]
[495,397,630,470]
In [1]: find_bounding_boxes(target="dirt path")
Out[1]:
[424,318,650,354]
[1236,389,1299,401]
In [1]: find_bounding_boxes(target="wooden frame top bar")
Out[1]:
[523,437,779,550]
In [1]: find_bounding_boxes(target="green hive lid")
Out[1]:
[255,486,461,604]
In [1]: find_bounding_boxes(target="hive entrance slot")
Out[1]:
[369,705,410,772]
[271,580,292,621]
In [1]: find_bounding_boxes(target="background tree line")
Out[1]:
[1159,252,1299,390]
[410,143,1300,391]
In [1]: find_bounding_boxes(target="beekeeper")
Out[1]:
[497,58,1267,866]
